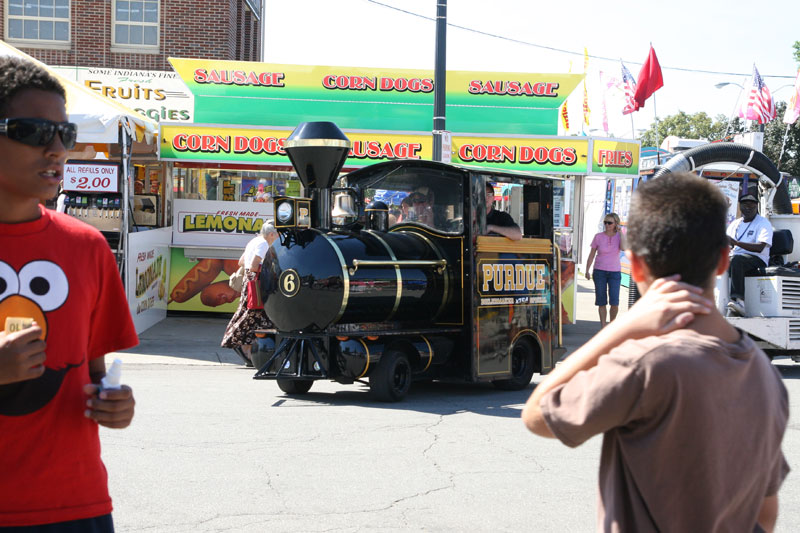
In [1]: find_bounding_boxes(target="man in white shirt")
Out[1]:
[725,193,773,316]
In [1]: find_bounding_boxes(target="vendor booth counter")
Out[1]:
[167,198,275,314]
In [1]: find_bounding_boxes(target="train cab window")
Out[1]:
[522,181,554,239]
[483,178,554,240]
[484,180,523,240]
[359,167,464,234]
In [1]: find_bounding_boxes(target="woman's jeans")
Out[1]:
[593,269,621,306]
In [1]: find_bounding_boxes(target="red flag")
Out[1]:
[633,45,663,109]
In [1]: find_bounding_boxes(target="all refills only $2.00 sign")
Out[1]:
[63,163,120,193]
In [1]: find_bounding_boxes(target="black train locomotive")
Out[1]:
[252,122,565,401]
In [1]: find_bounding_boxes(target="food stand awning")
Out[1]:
[0,40,158,144]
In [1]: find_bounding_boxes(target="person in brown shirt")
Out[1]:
[522,171,789,532]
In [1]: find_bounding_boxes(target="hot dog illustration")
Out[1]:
[222,259,240,276]
[169,258,224,303]
[200,281,240,307]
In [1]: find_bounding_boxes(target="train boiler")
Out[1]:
[252,122,565,401]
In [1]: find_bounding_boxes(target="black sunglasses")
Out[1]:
[604,221,615,225]
[0,118,77,149]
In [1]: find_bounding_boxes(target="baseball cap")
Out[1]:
[739,193,758,203]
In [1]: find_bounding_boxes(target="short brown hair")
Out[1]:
[627,172,728,287]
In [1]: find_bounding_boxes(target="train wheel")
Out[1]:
[370,349,412,402]
[492,339,537,391]
[277,379,314,394]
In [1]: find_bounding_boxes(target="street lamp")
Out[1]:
[715,81,794,137]
[715,82,744,90]
[715,79,749,137]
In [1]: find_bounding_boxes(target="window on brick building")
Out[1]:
[5,0,70,44]
[113,0,159,48]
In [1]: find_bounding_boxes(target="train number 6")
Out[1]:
[279,269,300,297]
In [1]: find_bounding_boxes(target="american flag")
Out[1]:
[621,61,638,115]
[738,64,776,124]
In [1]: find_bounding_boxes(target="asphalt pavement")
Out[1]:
[106,277,626,532]
[106,279,800,532]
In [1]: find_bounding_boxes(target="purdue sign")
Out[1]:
[479,260,550,306]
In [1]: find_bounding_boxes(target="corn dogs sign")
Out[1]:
[173,199,274,247]
[160,124,430,166]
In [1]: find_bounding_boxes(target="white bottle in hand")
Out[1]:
[100,358,123,390]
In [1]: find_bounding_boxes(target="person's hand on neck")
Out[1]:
[629,247,739,342]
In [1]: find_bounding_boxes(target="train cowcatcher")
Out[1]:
[250,122,566,401]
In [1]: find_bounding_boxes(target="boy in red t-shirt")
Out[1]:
[0,57,138,531]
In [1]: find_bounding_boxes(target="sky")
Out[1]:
[263,0,799,141]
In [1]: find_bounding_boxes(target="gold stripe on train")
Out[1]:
[476,236,552,255]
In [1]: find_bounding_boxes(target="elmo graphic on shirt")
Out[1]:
[0,259,78,416]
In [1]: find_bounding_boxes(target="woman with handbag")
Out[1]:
[221,221,279,365]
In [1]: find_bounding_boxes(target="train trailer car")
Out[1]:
[648,142,799,360]
[250,122,565,401]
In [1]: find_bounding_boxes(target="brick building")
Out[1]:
[1,0,263,70]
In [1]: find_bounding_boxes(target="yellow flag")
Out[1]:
[583,48,591,126]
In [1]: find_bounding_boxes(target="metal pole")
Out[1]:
[777,123,791,170]
[722,79,748,140]
[120,127,130,284]
[653,95,660,164]
[432,0,447,161]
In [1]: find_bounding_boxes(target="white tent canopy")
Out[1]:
[0,40,158,144]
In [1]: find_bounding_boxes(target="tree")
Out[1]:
[638,107,798,177]
[794,40,800,64]
[763,102,800,177]
[638,111,729,148]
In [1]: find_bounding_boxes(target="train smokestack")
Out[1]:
[284,122,351,229]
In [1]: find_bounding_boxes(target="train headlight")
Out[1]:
[276,202,293,224]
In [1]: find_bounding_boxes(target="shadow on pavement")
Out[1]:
[577,282,595,293]
[263,378,537,419]
[119,316,239,364]
[774,358,800,379]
